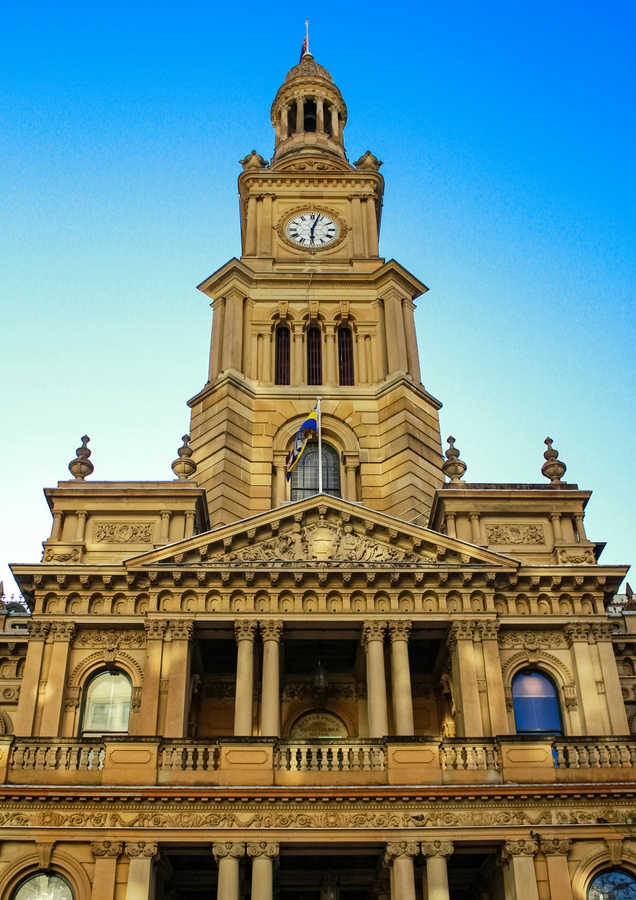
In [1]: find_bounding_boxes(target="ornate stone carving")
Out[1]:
[170,620,194,641]
[565,623,592,644]
[246,842,279,858]
[125,841,159,858]
[94,523,154,544]
[213,842,245,862]
[591,623,615,642]
[500,840,538,859]
[260,620,283,642]
[384,841,419,862]
[145,619,169,640]
[485,524,545,545]
[361,620,387,648]
[559,550,594,565]
[235,620,257,642]
[353,150,383,171]
[91,841,123,858]
[499,630,566,649]
[26,621,50,641]
[478,620,500,640]
[44,548,80,563]
[76,629,145,648]
[388,620,412,642]
[48,621,76,641]
[204,682,236,699]
[64,686,81,710]
[239,150,268,170]
[540,839,571,856]
[446,620,475,651]
[421,841,454,858]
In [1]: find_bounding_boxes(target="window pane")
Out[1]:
[512,671,562,734]
[14,874,73,900]
[82,670,132,733]
[290,443,341,501]
[307,326,322,385]
[338,328,354,385]
[275,326,290,385]
[588,869,636,900]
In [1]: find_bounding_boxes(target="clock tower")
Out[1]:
[189,52,445,528]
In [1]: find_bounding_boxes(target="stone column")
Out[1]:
[356,332,368,384]
[260,620,282,736]
[574,514,586,541]
[330,105,339,138]
[446,621,483,736]
[401,299,421,382]
[209,298,226,380]
[245,197,258,256]
[362,621,389,737]
[51,511,64,541]
[91,842,123,900]
[124,842,159,900]
[382,292,408,374]
[315,98,325,132]
[446,513,457,539]
[292,322,304,385]
[479,620,509,736]
[273,452,288,507]
[235,620,257,735]
[14,621,50,735]
[221,289,244,374]
[592,623,629,733]
[164,620,194,738]
[388,620,414,735]
[184,511,196,539]
[384,842,418,900]
[75,510,88,542]
[159,511,171,543]
[247,842,279,900]
[139,619,168,735]
[342,453,358,502]
[550,513,563,542]
[40,621,76,735]
[469,513,482,545]
[260,194,274,257]
[295,96,304,133]
[213,843,245,900]
[499,840,539,900]
[540,840,573,900]
[422,841,453,900]
[280,105,289,140]
[363,195,378,256]
[350,195,365,256]
[565,623,604,734]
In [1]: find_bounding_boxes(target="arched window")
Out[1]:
[303,99,317,132]
[588,869,636,899]
[81,669,132,734]
[275,326,290,385]
[512,670,562,735]
[13,874,73,900]
[290,443,341,501]
[338,327,354,385]
[306,326,322,385]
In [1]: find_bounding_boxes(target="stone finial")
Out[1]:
[172,434,197,481]
[541,437,567,483]
[68,435,94,480]
[353,150,383,171]
[239,150,268,170]
[442,436,467,484]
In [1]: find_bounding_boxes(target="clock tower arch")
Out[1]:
[189,53,445,527]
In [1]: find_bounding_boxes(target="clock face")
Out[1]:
[285,212,339,248]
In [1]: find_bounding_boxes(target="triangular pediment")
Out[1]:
[125,496,519,571]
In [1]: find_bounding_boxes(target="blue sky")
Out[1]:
[1,1,634,594]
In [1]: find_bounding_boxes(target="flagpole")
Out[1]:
[317,397,322,494]
[305,20,310,54]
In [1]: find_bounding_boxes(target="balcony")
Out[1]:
[3,735,636,788]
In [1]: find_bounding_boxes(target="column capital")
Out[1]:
[76,509,88,520]
[124,842,159,859]
[564,622,592,645]
[388,619,412,642]
[91,841,123,858]
[260,620,283,642]
[170,620,194,641]
[145,618,169,639]
[384,841,419,863]
[421,840,454,859]
[478,619,500,640]
[26,621,50,641]
[235,619,258,642]
[246,842,279,859]
[49,621,76,641]
[213,842,245,863]
[500,839,538,861]
[591,622,614,642]
[539,839,571,856]
[446,619,476,651]
[361,620,387,649]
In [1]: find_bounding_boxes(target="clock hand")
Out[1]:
[309,214,321,240]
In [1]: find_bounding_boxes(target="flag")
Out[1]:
[286,405,318,479]
[299,35,308,62]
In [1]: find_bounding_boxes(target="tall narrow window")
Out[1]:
[81,669,132,733]
[275,325,290,385]
[338,327,354,385]
[307,326,322,385]
[290,443,341,501]
[512,670,562,735]
[304,99,317,132]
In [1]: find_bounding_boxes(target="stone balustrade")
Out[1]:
[275,740,385,773]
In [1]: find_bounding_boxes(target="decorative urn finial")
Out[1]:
[68,435,94,480]
[442,436,467,484]
[172,434,197,481]
[541,437,567,483]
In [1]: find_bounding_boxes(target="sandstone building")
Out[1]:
[2,51,636,900]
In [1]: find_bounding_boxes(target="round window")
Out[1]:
[14,874,73,900]
[588,869,636,899]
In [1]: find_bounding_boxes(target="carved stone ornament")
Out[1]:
[170,620,194,641]
[91,841,123,858]
[559,549,594,565]
[44,548,80,563]
[26,621,51,641]
[384,841,419,862]
[76,629,145,649]
[125,842,159,859]
[446,620,475,651]
[260,620,283,642]
[246,842,279,859]
[239,150,268,170]
[540,839,571,856]
[213,842,245,862]
[48,621,76,641]
[235,620,258,642]
[485,524,545,545]
[353,150,383,171]
[361,620,387,648]
[498,630,566,650]
[203,682,236,699]
[388,620,412,641]
[421,841,454,859]
[478,620,500,640]
[591,623,615,642]
[145,619,169,640]
[500,840,538,860]
[64,686,81,710]
[94,523,154,544]
[564,622,592,644]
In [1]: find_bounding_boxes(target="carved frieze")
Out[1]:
[559,550,595,565]
[94,523,154,544]
[203,683,236,699]
[486,525,545,545]
[75,630,145,649]
[498,630,567,650]
[44,549,80,563]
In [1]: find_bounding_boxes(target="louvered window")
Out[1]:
[307,326,323,385]
[275,326,290,385]
[338,327,354,386]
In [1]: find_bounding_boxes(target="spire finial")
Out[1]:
[172,434,197,481]
[442,436,467,484]
[541,437,567,484]
[68,435,94,481]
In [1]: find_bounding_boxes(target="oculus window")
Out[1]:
[81,669,132,734]
[512,670,562,735]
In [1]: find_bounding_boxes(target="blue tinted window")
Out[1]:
[512,670,562,735]
[588,869,636,899]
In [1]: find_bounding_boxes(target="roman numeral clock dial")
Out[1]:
[284,211,341,249]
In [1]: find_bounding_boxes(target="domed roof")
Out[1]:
[284,53,333,84]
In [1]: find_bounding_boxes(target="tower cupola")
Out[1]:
[270,53,348,166]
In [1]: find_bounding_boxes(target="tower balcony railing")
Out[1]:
[3,735,636,788]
